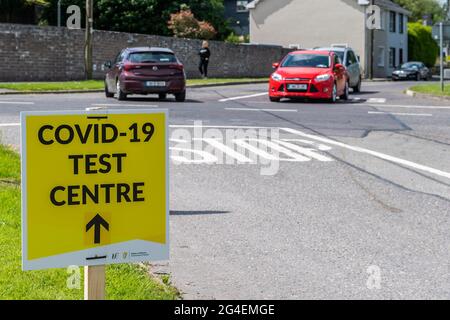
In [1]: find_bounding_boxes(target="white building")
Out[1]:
[247,0,411,78]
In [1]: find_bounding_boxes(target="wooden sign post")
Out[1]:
[84,265,106,300]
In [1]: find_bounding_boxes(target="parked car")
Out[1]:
[391,62,432,81]
[104,47,186,101]
[269,50,349,103]
[314,46,362,92]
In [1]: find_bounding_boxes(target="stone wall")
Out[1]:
[0,23,290,82]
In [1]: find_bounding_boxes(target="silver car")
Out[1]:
[314,46,362,93]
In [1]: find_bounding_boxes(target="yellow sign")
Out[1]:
[21,110,169,270]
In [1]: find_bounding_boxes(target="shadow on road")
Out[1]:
[170,210,230,216]
[123,97,204,103]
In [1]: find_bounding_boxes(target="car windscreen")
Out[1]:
[401,62,420,69]
[128,52,177,63]
[281,54,330,68]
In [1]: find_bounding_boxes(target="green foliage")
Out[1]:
[392,0,446,23]
[408,22,439,67]
[40,0,230,40]
[225,32,249,44]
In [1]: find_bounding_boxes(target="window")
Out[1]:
[389,47,396,68]
[377,47,385,67]
[334,54,341,66]
[389,11,396,33]
[236,1,249,12]
[346,51,357,67]
[399,13,404,34]
[282,54,330,68]
[128,52,177,63]
[399,48,404,65]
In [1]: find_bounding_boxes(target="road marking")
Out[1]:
[91,103,158,107]
[0,101,35,105]
[282,127,450,180]
[368,104,450,110]
[0,123,20,127]
[367,98,386,103]
[225,108,297,112]
[368,111,433,117]
[196,138,253,163]
[219,92,268,102]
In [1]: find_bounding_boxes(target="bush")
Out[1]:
[408,22,439,67]
[168,8,216,40]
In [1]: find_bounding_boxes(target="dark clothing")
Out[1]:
[199,47,211,61]
[199,59,209,77]
[198,47,211,77]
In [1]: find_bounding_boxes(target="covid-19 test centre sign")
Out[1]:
[21,109,169,270]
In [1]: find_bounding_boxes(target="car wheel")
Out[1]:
[269,96,280,102]
[415,73,420,81]
[340,82,349,100]
[158,93,167,100]
[352,77,361,93]
[329,83,337,103]
[105,81,114,98]
[116,80,127,101]
[175,90,186,102]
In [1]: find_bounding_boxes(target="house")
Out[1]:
[224,0,250,35]
[247,0,411,78]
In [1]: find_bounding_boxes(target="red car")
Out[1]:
[104,47,186,101]
[269,50,349,103]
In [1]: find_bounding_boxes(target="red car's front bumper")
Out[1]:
[269,78,333,99]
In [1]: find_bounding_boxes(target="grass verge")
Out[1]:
[0,78,267,92]
[409,83,450,97]
[0,145,179,300]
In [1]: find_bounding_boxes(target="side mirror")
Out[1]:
[334,63,344,70]
[104,61,112,69]
[272,62,280,69]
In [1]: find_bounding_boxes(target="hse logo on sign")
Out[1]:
[21,110,169,270]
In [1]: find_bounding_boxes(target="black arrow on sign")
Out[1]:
[86,214,109,244]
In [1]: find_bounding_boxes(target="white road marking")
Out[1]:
[219,92,268,102]
[0,101,34,105]
[368,104,450,110]
[367,98,386,103]
[0,123,20,127]
[282,127,450,179]
[225,108,297,112]
[91,103,158,107]
[233,138,310,162]
[197,138,253,163]
[368,111,433,117]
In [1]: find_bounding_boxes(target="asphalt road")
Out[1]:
[1,80,450,299]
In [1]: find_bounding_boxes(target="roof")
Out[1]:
[314,47,347,52]
[125,47,174,53]
[247,0,411,16]
[289,50,334,55]
[374,0,411,16]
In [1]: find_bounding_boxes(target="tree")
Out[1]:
[168,8,216,39]
[408,22,439,67]
[392,0,446,23]
[0,0,47,23]
[40,0,230,40]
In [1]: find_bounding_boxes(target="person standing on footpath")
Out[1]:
[198,41,211,79]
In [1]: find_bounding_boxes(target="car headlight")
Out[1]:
[315,74,331,82]
[271,73,283,81]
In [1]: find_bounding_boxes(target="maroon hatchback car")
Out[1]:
[104,47,186,101]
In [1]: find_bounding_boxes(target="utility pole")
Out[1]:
[369,0,375,80]
[57,0,61,27]
[439,22,444,92]
[85,0,94,80]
